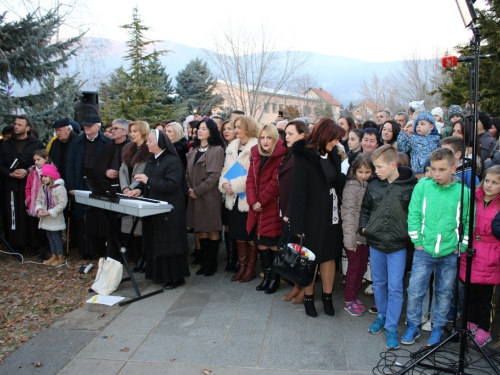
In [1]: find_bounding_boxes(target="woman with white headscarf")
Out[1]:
[129,129,189,289]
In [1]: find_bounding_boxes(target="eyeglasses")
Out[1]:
[110,127,125,131]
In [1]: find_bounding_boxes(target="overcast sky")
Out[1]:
[1,0,487,62]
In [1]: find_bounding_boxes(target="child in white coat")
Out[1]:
[35,164,68,266]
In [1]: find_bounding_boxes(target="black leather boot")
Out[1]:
[256,249,271,291]
[224,232,232,272]
[132,256,145,273]
[322,292,335,316]
[204,239,219,277]
[265,250,280,294]
[230,239,238,272]
[195,238,210,275]
[303,294,318,317]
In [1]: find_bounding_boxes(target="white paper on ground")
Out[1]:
[86,295,125,306]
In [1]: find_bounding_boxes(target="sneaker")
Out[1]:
[356,299,367,313]
[368,314,386,334]
[364,284,374,296]
[474,328,492,347]
[421,314,429,325]
[421,320,432,332]
[446,305,462,322]
[401,322,421,345]
[385,329,400,350]
[467,322,478,336]
[344,301,363,317]
[428,326,444,346]
[369,305,378,314]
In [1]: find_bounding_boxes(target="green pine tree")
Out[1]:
[175,58,224,116]
[0,8,83,141]
[437,0,500,114]
[99,7,184,124]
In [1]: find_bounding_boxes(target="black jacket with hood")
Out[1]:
[359,166,418,253]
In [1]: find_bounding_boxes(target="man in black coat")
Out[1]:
[0,116,44,252]
[66,114,111,259]
[48,118,78,182]
[95,118,131,260]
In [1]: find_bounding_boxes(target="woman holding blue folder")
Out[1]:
[219,115,259,283]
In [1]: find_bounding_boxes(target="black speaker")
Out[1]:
[74,91,99,125]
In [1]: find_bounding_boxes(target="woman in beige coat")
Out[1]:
[186,119,225,277]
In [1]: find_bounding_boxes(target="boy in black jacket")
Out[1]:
[359,145,418,350]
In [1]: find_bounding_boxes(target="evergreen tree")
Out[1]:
[0,8,83,141]
[99,7,184,124]
[437,0,500,114]
[176,58,224,116]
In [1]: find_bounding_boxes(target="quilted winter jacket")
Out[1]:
[359,166,418,252]
[397,124,441,174]
[245,139,287,238]
[34,179,68,231]
[460,189,500,285]
[341,177,368,249]
[408,176,471,257]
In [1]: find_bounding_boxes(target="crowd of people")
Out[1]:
[1,102,500,351]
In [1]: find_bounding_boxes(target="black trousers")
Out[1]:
[468,283,495,331]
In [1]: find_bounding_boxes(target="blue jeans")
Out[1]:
[406,250,456,328]
[369,247,406,331]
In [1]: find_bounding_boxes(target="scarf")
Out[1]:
[43,183,60,210]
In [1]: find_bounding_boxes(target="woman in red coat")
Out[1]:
[246,124,287,294]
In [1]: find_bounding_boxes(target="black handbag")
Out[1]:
[272,230,317,287]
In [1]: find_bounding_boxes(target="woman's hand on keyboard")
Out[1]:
[128,189,141,197]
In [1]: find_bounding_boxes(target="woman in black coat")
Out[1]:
[278,120,309,303]
[129,129,190,289]
[289,118,346,318]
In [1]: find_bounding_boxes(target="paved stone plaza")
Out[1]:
[2,238,500,374]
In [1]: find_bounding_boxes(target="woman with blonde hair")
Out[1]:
[246,124,287,293]
[221,119,238,272]
[119,121,152,272]
[165,121,189,169]
[219,115,259,282]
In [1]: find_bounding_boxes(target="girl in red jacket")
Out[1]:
[460,165,500,347]
[246,124,287,294]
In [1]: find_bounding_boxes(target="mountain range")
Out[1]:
[78,38,405,106]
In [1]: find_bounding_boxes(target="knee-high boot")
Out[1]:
[240,243,258,283]
[195,238,210,275]
[255,249,271,291]
[224,232,233,272]
[230,239,238,272]
[265,250,281,294]
[231,242,248,282]
[205,239,219,277]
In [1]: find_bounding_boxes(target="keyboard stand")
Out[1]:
[105,212,164,306]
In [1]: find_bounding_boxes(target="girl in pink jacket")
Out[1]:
[460,165,500,347]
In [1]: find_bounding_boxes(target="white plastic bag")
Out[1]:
[91,257,123,296]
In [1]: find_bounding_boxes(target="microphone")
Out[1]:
[442,54,496,68]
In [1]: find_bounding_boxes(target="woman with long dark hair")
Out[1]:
[246,124,287,294]
[218,115,259,283]
[278,120,310,303]
[289,118,346,317]
[338,116,356,153]
[129,130,189,290]
[186,119,224,277]
[381,120,400,150]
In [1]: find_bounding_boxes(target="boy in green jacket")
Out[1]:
[401,147,470,347]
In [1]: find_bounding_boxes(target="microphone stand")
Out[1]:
[397,22,500,375]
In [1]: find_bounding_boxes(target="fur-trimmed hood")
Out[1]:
[121,142,150,167]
